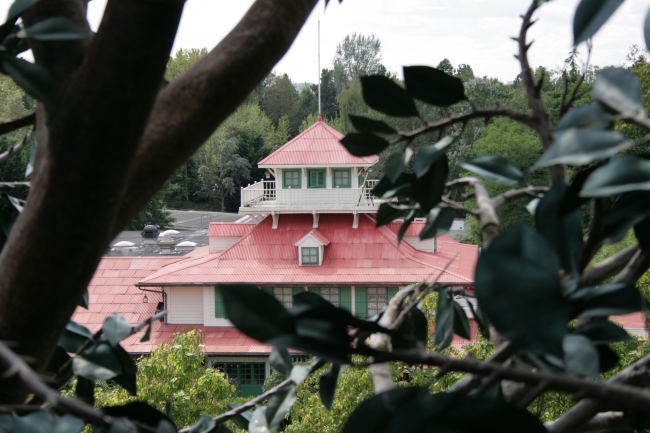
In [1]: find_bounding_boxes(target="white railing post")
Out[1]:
[288,186,292,207]
[336,186,339,206]
[240,187,243,207]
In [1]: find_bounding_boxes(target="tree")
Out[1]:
[288,87,318,135]
[332,33,386,92]
[197,140,251,212]
[259,73,298,127]
[0,0,318,405]
[319,68,339,120]
[436,59,454,76]
[125,184,175,230]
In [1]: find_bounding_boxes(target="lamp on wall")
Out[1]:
[142,294,148,304]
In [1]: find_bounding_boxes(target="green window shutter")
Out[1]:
[215,287,226,318]
[387,287,399,301]
[340,287,352,312]
[308,287,320,294]
[355,287,368,318]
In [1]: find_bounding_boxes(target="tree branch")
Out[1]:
[547,412,631,433]
[491,186,547,209]
[514,0,565,183]
[613,248,650,285]
[113,0,319,233]
[446,177,500,247]
[577,199,603,273]
[0,130,33,166]
[579,246,638,287]
[357,346,650,414]
[0,114,35,137]
[0,182,31,191]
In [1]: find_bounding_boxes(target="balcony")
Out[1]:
[240,180,382,212]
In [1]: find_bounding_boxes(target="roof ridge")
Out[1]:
[366,215,473,283]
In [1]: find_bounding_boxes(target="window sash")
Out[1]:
[367,287,388,317]
[302,247,319,265]
[273,287,294,308]
[308,170,325,188]
[283,170,301,188]
[332,169,351,188]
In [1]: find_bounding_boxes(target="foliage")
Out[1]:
[332,33,387,93]
[92,331,235,429]
[125,184,175,230]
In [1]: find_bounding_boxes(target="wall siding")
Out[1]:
[167,287,203,324]
[209,236,241,253]
[403,236,436,253]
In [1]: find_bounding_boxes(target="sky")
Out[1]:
[2,0,649,84]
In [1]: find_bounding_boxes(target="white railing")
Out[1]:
[241,180,382,208]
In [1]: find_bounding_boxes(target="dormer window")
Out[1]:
[301,247,319,265]
[294,229,331,266]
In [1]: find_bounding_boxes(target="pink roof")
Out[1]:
[137,214,480,286]
[387,221,427,237]
[208,222,256,237]
[258,118,379,166]
[73,256,277,355]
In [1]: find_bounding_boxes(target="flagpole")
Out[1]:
[318,5,321,117]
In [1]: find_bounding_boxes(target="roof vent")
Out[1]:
[121,246,139,256]
[175,241,197,253]
[141,225,159,244]
[113,241,135,247]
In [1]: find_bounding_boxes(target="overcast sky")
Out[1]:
[3,0,649,84]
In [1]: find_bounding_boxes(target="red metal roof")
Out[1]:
[208,222,256,237]
[386,221,427,237]
[137,214,480,286]
[258,118,380,166]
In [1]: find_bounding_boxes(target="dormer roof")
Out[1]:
[294,229,331,247]
[258,116,380,167]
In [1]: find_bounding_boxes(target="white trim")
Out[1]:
[312,212,319,229]
[351,286,356,316]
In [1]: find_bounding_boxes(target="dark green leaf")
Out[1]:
[188,415,214,433]
[555,104,612,131]
[73,342,122,380]
[434,292,454,350]
[112,344,137,396]
[581,156,650,197]
[593,67,646,116]
[140,323,152,342]
[45,345,70,376]
[360,75,418,117]
[7,0,41,21]
[573,284,645,318]
[372,173,414,199]
[1,55,55,104]
[559,165,598,216]
[59,320,93,353]
[403,66,465,106]
[392,307,428,350]
[53,415,85,433]
[78,289,89,309]
[413,135,456,178]
[535,182,583,272]
[386,149,413,183]
[103,313,132,347]
[596,344,620,372]
[571,321,632,344]
[0,414,13,432]
[226,404,253,430]
[319,364,342,409]
[563,334,600,376]
[376,203,404,227]
[269,347,292,376]
[397,210,416,243]
[0,193,21,251]
[597,191,650,245]
[460,155,523,185]
[466,302,490,339]
[475,223,568,357]
[341,387,424,433]
[452,301,471,340]
[340,133,389,157]
[156,420,177,433]
[412,154,448,212]
[573,0,624,45]
[14,412,54,433]
[635,217,650,253]
[103,402,177,431]
[19,17,87,40]
[265,386,297,430]
[75,377,94,406]
[534,130,633,169]
[348,115,396,134]
[420,208,455,240]
[248,407,269,433]
[290,365,311,384]
[220,285,295,342]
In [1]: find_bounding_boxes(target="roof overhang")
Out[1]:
[258,162,377,169]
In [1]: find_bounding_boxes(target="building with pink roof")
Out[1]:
[74,116,645,396]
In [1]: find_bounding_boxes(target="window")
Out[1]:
[309,287,352,311]
[263,287,303,308]
[214,287,226,318]
[283,169,301,188]
[213,362,266,397]
[308,169,325,188]
[355,287,398,318]
[301,247,319,265]
[333,169,351,188]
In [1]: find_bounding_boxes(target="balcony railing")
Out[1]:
[240,180,381,208]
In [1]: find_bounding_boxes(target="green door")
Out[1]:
[214,362,266,397]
